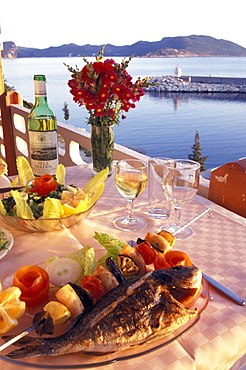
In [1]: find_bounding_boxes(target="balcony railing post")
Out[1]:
[0,91,23,175]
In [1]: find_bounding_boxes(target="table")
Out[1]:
[0,163,246,370]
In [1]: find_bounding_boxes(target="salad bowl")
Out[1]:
[0,203,95,233]
[0,157,109,233]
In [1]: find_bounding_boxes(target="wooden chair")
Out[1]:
[208,157,246,218]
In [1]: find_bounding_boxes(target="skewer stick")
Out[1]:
[0,318,46,352]
[173,208,212,236]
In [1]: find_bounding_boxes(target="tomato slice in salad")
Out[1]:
[135,241,156,265]
[13,265,50,307]
[30,174,58,196]
[81,276,107,301]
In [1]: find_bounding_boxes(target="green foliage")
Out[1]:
[188,131,209,172]
[3,76,15,92]
[62,102,70,121]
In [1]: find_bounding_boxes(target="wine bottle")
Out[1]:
[28,74,58,176]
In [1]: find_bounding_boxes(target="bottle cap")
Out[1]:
[34,75,46,81]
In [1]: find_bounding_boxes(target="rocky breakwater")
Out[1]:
[144,76,246,93]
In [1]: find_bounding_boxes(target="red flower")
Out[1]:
[96,90,110,103]
[66,45,147,124]
[122,102,136,112]
[94,105,106,116]
[68,79,79,89]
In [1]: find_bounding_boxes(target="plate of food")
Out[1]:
[0,231,210,368]
[0,227,13,260]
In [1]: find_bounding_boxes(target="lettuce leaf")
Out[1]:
[42,198,64,219]
[10,190,34,219]
[46,256,59,265]
[56,164,66,185]
[94,232,125,267]
[0,200,6,215]
[83,246,96,276]
[68,246,96,277]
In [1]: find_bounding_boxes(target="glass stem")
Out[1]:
[174,206,182,227]
[126,200,136,224]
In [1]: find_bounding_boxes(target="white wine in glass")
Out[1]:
[161,159,200,240]
[114,159,148,231]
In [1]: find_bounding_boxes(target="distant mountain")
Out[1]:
[3,35,246,58]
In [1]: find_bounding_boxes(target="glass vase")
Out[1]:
[90,123,114,175]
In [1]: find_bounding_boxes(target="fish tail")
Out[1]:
[2,336,53,359]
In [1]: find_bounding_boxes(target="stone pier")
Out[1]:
[144,76,246,93]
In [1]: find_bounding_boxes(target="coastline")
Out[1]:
[144,76,246,93]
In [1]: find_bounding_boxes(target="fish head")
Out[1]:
[152,265,203,305]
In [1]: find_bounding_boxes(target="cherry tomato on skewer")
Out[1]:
[81,276,107,301]
[135,241,157,265]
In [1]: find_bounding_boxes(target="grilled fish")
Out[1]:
[3,265,202,359]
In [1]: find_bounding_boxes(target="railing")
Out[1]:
[0,91,150,173]
[0,91,209,198]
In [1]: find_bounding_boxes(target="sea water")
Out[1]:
[2,56,246,169]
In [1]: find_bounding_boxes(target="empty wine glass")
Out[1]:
[161,159,200,239]
[114,159,148,231]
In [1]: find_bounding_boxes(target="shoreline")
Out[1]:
[144,76,246,93]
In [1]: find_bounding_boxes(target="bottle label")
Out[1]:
[34,80,47,97]
[29,130,58,176]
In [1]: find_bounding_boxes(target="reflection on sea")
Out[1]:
[146,91,246,110]
[114,91,246,170]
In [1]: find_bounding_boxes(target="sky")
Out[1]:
[1,0,246,49]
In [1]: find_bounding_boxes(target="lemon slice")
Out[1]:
[56,164,66,185]
[43,301,71,324]
[16,156,34,185]
[62,203,77,217]
[83,168,109,194]
[0,286,26,334]
[0,307,19,334]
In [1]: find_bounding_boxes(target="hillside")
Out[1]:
[2,35,246,58]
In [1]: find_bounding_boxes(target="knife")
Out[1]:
[202,273,245,306]
[128,240,245,306]
[0,186,25,194]
[171,211,245,306]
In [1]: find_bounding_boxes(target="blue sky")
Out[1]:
[1,0,246,49]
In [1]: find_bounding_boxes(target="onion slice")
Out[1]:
[46,258,81,286]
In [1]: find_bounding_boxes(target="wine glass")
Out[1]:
[114,159,148,231]
[160,159,200,240]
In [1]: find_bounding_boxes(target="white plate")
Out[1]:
[0,227,14,259]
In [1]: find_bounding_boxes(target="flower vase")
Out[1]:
[90,123,114,175]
